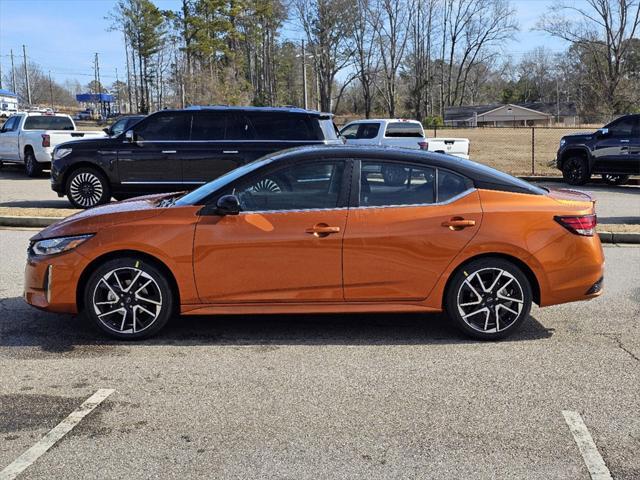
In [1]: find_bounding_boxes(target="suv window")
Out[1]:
[110,118,128,136]
[135,112,191,141]
[361,161,435,206]
[384,122,424,138]
[191,111,226,141]
[607,116,638,137]
[23,115,74,131]
[341,123,380,139]
[225,115,253,140]
[248,113,316,141]
[232,161,345,212]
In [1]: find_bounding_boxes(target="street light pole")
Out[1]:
[301,40,308,110]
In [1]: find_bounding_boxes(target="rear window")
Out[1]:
[248,113,317,141]
[384,122,424,138]
[23,116,74,131]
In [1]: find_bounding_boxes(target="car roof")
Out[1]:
[345,119,423,125]
[269,145,545,195]
[176,106,332,117]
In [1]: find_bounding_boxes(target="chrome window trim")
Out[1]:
[121,181,202,185]
[122,139,331,144]
[355,187,475,210]
[237,207,349,215]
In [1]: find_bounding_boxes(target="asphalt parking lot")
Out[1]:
[0,227,638,479]
[0,165,639,224]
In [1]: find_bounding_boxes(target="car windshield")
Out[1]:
[175,156,276,206]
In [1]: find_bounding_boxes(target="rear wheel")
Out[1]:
[445,258,532,340]
[562,155,590,185]
[83,257,175,340]
[24,149,42,177]
[601,174,629,186]
[66,167,111,209]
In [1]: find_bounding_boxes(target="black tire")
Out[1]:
[561,155,590,185]
[65,167,111,209]
[381,164,409,186]
[445,257,533,340]
[83,256,175,340]
[24,149,42,177]
[601,174,630,186]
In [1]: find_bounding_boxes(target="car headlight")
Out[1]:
[559,139,566,148]
[53,147,72,160]
[30,234,93,256]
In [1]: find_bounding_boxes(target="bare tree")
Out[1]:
[538,0,640,113]
[351,0,380,118]
[296,0,355,112]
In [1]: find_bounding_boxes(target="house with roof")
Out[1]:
[444,102,578,127]
[0,88,19,117]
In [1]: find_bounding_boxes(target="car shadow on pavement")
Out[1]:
[0,296,554,354]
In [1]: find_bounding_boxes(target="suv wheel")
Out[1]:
[562,156,590,185]
[66,168,111,209]
[24,149,42,177]
[445,258,532,340]
[84,257,174,340]
[601,174,630,186]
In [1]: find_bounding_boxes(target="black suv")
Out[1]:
[51,106,340,208]
[555,114,640,185]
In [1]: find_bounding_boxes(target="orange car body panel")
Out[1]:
[24,187,604,316]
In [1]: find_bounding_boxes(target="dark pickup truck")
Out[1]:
[555,114,640,185]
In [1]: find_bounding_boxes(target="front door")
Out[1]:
[0,115,21,161]
[193,159,350,303]
[117,111,189,189]
[343,160,483,301]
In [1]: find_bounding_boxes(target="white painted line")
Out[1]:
[562,410,613,480]
[0,389,114,480]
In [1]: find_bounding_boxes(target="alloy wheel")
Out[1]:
[456,267,524,333]
[564,158,584,184]
[70,172,104,207]
[251,178,282,193]
[92,267,163,335]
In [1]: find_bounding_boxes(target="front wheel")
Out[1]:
[66,167,111,209]
[601,174,629,186]
[445,258,533,340]
[83,257,175,340]
[24,150,42,177]
[562,156,590,185]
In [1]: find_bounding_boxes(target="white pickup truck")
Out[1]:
[0,112,106,177]
[339,119,470,159]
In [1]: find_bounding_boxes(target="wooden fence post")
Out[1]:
[531,127,535,175]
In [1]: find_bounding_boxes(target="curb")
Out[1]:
[1,215,639,244]
[519,176,640,185]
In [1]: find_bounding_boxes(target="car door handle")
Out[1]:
[305,224,341,237]
[223,150,239,154]
[442,217,476,230]
[162,150,177,154]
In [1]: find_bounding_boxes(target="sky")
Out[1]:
[0,0,574,91]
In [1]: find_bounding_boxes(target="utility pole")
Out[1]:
[48,71,54,110]
[22,45,32,105]
[301,40,308,110]
[10,49,17,94]
[115,67,121,114]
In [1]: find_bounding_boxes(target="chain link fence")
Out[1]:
[429,126,598,176]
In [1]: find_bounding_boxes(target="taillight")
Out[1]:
[41,134,50,147]
[554,215,597,236]
[418,141,429,150]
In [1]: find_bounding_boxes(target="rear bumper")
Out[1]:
[23,251,87,314]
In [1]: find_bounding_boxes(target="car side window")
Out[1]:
[248,113,315,141]
[111,118,127,136]
[230,161,345,212]
[135,113,191,141]
[225,115,253,140]
[360,161,435,207]
[438,169,471,202]
[340,124,359,139]
[190,112,226,141]
[608,117,635,137]
[1,116,17,131]
[357,123,380,139]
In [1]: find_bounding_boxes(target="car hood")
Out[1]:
[31,193,173,241]
[561,132,595,142]
[56,136,119,149]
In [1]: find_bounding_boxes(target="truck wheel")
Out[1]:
[24,149,42,178]
[66,168,111,209]
[562,156,590,185]
[601,174,629,186]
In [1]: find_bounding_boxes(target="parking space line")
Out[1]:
[0,389,114,480]
[562,410,612,480]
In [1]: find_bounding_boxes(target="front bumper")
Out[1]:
[24,250,88,314]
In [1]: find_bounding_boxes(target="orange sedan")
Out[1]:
[24,146,604,340]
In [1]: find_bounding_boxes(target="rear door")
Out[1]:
[343,159,482,301]
[0,115,20,161]
[118,111,189,188]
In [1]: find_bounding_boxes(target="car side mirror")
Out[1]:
[103,127,111,135]
[597,128,609,137]
[125,129,136,143]
[199,194,241,216]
